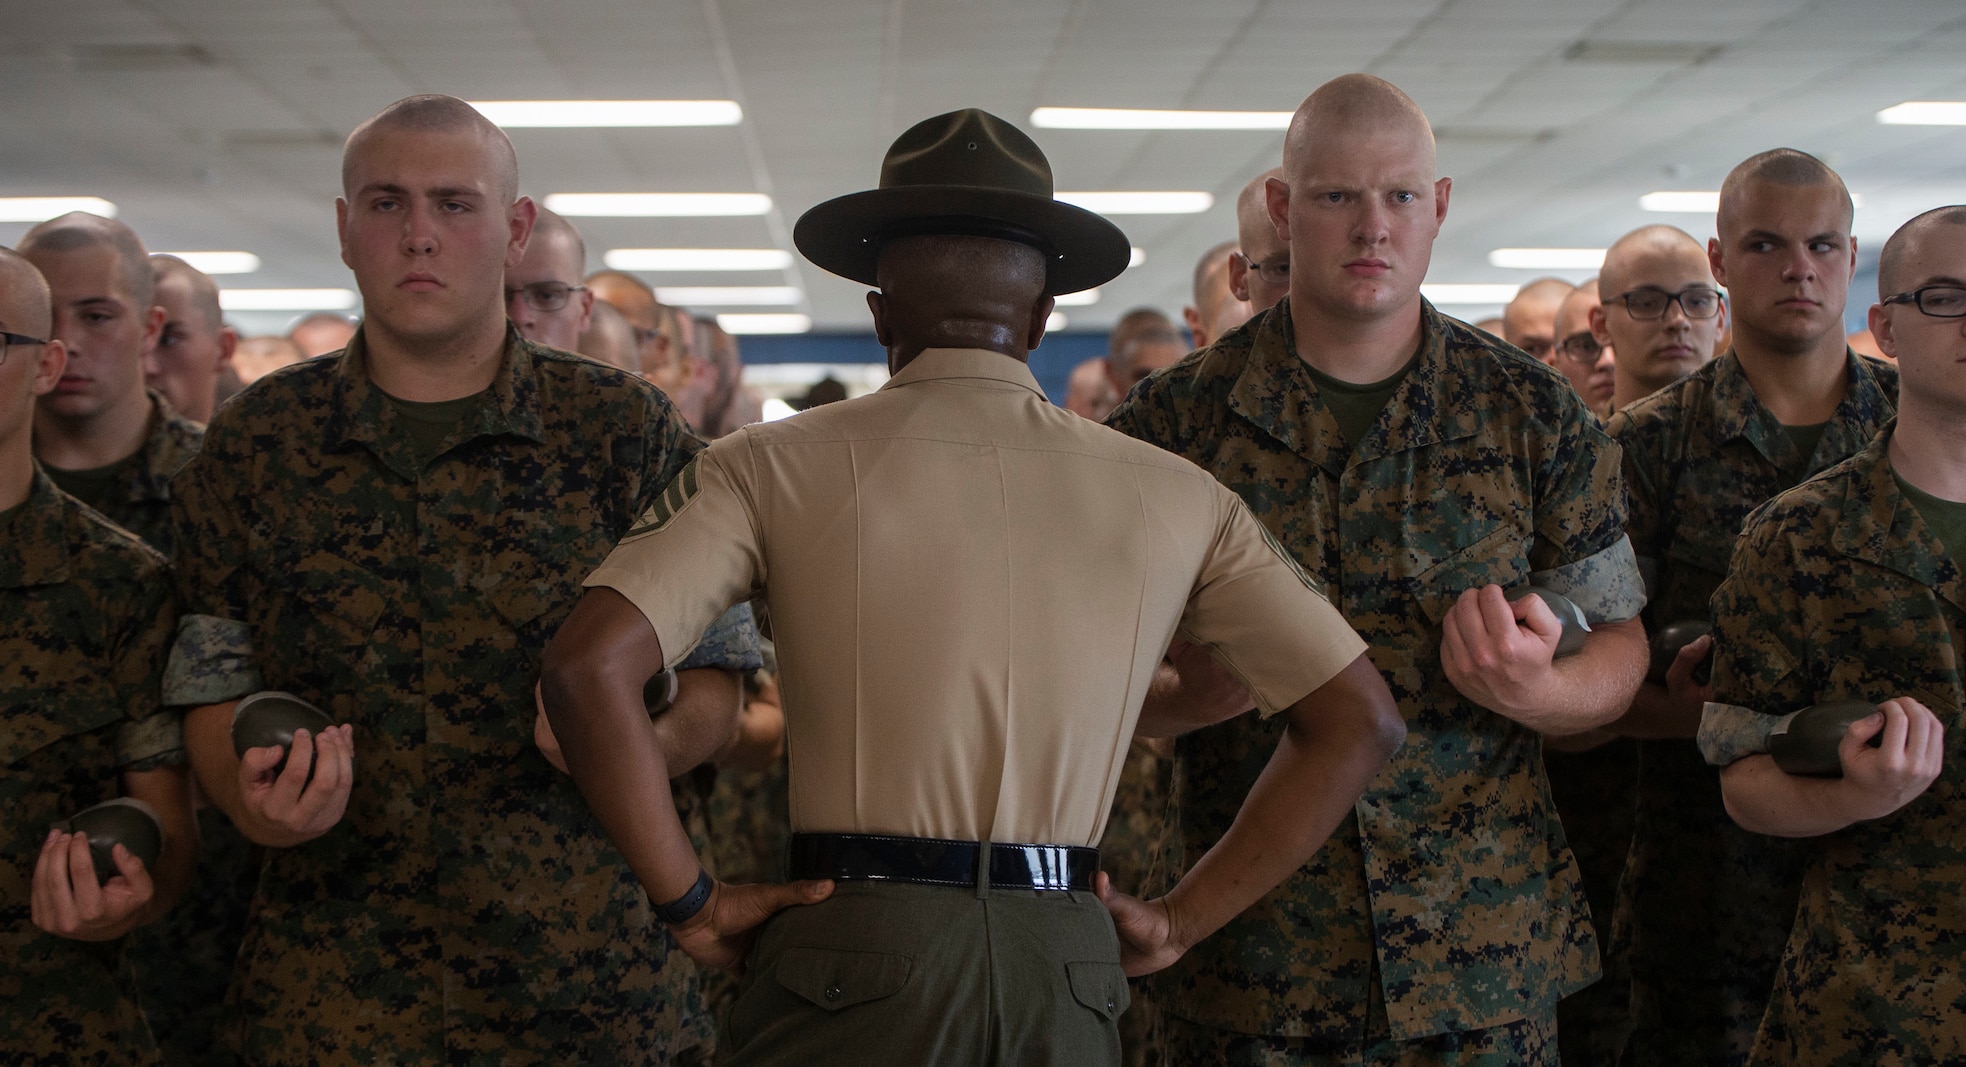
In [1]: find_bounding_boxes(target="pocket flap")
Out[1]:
[1066,960,1131,1021]
[774,946,912,1011]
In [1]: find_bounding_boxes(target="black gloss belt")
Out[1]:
[788,832,1099,892]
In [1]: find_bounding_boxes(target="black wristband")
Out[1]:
[655,868,715,925]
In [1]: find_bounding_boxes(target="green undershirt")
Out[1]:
[0,497,24,529]
[1306,355,1417,450]
[1895,473,1966,568]
[44,454,135,512]
[1782,421,1829,480]
[384,390,486,462]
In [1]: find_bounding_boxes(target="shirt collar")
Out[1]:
[1709,348,1897,468]
[322,321,549,467]
[879,348,1048,401]
[0,466,74,589]
[1228,297,1480,470]
[1830,422,1966,615]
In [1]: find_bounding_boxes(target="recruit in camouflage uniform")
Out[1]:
[1697,427,1966,1066]
[1101,736,1176,1067]
[2,467,180,1066]
[1109,298,1644,1060]
[1605,347,1897,1064]
[165,326,758,1065]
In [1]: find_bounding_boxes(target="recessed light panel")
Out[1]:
[219,288,358,311]
[604,248,794,272]
[159,251,262,275]
[655,287,802,307]
[1488,248,1605,270]
[544,193,772,217]
[1056,191,1213,214]
[468,100,743,128]
[1877,101,1966,125]
[1421,284,1521,305]
[0,196,117,221]
[718,313,811,334]
[1032,107,1292,130]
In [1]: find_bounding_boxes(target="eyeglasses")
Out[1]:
[1556,331,1606,365]
[1237,252,1290,283]
[1612,286,1723,321]
[0,330,47,367]
[504,282,587,312]
[1881,285,1966,318]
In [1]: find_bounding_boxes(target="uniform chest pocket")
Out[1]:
[481,526,618,647]
[0,676,123,768]
[1411,522,1532,627]
[265,551,388,653]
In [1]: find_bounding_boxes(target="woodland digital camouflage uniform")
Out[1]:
[1108,298,1644,1059]
[1606,348,1897,1065]
[1,468,179,1066]
[1101,737,1176,1067]
[62,388,202,558]
[1699,427,1966,1067]
[164,327,757,1065]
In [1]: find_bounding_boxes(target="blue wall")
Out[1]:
[738,332,1117,404]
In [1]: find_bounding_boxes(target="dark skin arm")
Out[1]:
[541,587,831,974]
[1135,639,1255,739]
[1096,653,1404,975]
[534,668,742,778]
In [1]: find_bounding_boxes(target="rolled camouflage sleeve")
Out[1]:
[675,603,764,673]
[165,416,262,707]
[1700,505,1811,765]
[111,561,184,770]
[1530,400,1644,622]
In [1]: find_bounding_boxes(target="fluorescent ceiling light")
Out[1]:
[761,397,797,422]
[219,288,358,311]
[468,100,743,128]
[544,193,772,217]
[0,196,117,221]
[604,248,794,272]
[1640,190,1719,213]
[718,313,810,335]
[1057,191,1213,214]
[1031,107,1292,130]
[1053,288,1101,307]
[1488,248,1605,270]
[1877,101,1966,125]
[1421,283,1520,305]
[655,286,802,307]
[159,251,261,275]
[1046,312,1069,332]
[1128,247,1146,267]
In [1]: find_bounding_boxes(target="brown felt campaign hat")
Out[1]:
[794,108,1131,297]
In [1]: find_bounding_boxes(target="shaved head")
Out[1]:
[0,247,53,338]
[343,94,519,203]
[1717,148,1852,236]
[17,212,154,308]
[151,255,222,331]
[1238,168,1286,256]
[1502,277,1575,362]
[1599,225,1708,297]
[586,270,659,328]
[1878,205,1966,297]
[530,207,586,268]
[577,299,641,374]
[1283,74,1435,178]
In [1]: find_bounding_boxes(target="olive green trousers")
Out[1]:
[720,880,1129,1066]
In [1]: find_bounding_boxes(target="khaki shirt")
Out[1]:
[587,347,1365,848]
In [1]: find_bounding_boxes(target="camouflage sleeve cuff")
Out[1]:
[117,712,186,771]
[1698,702,1800,766]
[676,603,765,673]
[1528,535,1647,625]
[163,614,263,707]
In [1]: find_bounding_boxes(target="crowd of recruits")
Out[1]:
[0,69,1957,1067]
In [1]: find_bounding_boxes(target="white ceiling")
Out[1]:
[4,0,1966,336]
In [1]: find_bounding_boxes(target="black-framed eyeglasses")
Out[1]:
[1237,252,1290,283]
[1557,331,1605,365]
[0,330,47,366]
[1881,285,1966,318]
[504,282,587,312]
[1612,286,1723,321]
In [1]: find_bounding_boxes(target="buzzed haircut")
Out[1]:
[532,207,587,269]
[1598,224,1706,297]
[151,254,224,330]
[1718,147,1853,233]
[1110,306,1177,357]
[0,246,54,336]
[1191,240,1239,309]
[342,94,521,202]
[586,269,656,300]
[1237,168,1284,244]
[1285,74,1435,175]
[17,212,155,308]
[1877,204,1966,298]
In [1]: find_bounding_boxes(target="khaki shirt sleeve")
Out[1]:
[1178,488,1369,717]
[583,435,765,668]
